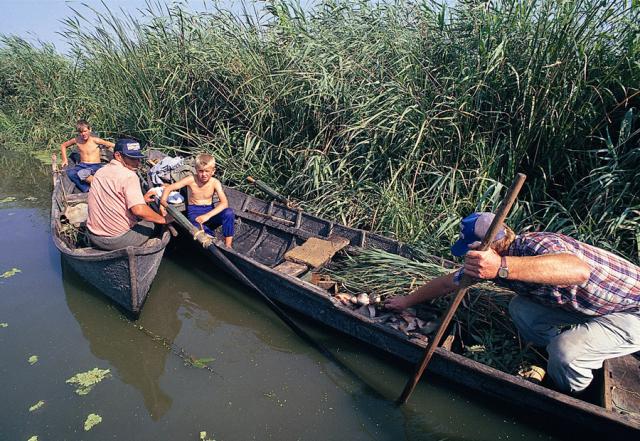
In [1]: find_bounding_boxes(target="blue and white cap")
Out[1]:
[450,212,505,257]
[115,138,144,159]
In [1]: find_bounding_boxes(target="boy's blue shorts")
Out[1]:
[67,162,103,193]
[186,204,235,238]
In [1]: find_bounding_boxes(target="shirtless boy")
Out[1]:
[160,153,235,247]
[60,119,115,192]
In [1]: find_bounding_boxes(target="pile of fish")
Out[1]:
[314,274,439,343]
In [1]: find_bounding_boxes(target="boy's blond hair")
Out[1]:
[195,153,216,170]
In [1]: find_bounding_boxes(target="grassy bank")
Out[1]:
[1,0,638,262]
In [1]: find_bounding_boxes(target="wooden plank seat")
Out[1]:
[273,260,308,277]
[284,235,350,268]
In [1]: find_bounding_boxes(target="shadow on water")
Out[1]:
[0,149,52,204]
[61,259,176,420]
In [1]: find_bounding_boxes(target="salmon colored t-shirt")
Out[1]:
[87,160,146,236]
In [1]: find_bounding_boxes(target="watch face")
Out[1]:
[498,267,509,278]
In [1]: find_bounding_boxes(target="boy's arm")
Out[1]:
[60,138,76,166]
[160,176,193,205]
[93,137,115,150]
[196,179,228,223]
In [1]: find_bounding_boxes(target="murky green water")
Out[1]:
[1,150,565,440]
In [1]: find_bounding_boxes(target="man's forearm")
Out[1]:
[132,204,167,224]
[506,254,590,285]
[405,272,458,307]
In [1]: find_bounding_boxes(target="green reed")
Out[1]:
[1,0,638,262]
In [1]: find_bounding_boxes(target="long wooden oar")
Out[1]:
[397,173,527,405]
[157,199,349,367]
[246,176,290,206]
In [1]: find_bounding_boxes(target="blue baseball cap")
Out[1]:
[115,138,145,159]
[450,212,505,257]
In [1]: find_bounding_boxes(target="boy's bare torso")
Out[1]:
[76,136,104,164]
[187,177,220,205]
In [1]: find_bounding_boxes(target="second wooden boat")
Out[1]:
[51,159,170,314]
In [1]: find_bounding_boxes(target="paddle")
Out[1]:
[397,173,527,405]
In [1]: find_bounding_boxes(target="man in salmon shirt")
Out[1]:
[86,138,170,250]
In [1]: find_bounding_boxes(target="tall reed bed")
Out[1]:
[1,0,638,262]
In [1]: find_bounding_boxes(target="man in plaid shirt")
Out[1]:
[385,212,640,393]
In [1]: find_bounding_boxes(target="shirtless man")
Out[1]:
[160,153,235,247]
[60,119,115,192]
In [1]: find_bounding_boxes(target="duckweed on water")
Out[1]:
[84,413,102,431]
[190,357,215,369]
[66,368,111,395]
[1,268,21,278]
[200,431,216,441]
[29,401,45,412]
[28,355,38,365]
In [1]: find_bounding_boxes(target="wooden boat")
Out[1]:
[51,158,170,314]
[158,171,639,436]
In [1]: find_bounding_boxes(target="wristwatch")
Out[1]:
[498,256,509,279]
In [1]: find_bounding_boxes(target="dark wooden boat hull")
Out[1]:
[175,184,639,437]
[51,165,170,314]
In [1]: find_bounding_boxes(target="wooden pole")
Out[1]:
[247,176,290,205]
[397,173,527,405]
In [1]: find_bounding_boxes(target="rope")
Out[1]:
[193,230,208,243]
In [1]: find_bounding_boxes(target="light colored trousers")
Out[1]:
[509,295,640,393]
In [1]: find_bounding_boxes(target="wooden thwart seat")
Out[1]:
[273,260,308,277]
[284,235,350,268]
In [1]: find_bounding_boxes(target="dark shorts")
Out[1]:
[67,162,103,193]
[186,204,235,237]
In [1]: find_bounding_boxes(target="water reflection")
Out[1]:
[0,148,52,205]
[61,259,177,420]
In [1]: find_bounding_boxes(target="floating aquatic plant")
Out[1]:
[1,268,21,279]
[29,401,45,412]
[28,355,38,365]
[190,357,215,369]
[27,436,38,441]
[0,323,7,328]
[84,413,102,431]
[66,368,111,395]
[200,431,215,441]
[0,197,16,203]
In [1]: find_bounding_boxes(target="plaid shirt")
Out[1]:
[493,233,640,316]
